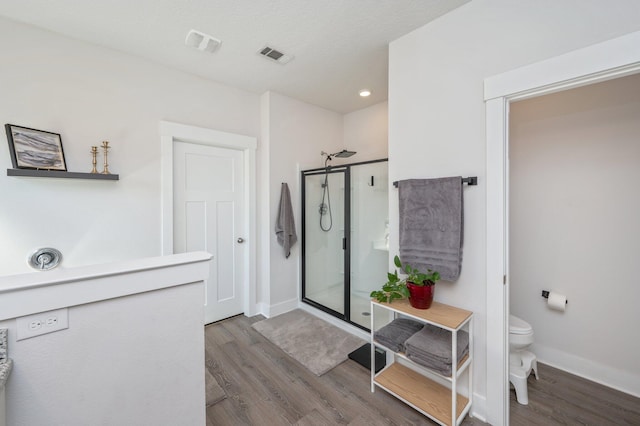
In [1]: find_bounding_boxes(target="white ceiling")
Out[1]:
[0,0,469,113]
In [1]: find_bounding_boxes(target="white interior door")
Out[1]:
[173,141,244,323]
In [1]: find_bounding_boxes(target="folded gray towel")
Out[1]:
[374,318,424,352]
[406,347,469,377]
[404,323,469,363]
[398,177,463,281]
[405,324,469,377]
[275,183,297,258]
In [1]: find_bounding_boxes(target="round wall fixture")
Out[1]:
[28,248,62,271]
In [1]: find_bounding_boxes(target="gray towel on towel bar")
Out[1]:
[373,318,424,352]
[398,177,463,281]
[275,182,297,258]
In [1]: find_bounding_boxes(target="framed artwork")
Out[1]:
[5,124,67,171]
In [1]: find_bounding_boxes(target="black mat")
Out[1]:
[348,343,386,374]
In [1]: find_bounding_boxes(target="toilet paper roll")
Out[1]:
[547,292,567,312]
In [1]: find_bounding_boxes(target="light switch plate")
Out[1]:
[16,308,68,341]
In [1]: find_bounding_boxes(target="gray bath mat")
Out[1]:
[252,309,366,376]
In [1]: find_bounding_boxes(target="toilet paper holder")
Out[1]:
[542,290,568,304]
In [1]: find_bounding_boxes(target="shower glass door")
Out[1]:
[349,161,389,328]
[302,167,348,317]
[302,159,388,330]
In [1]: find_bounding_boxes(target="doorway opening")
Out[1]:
[507,71,640,421]
[485,31,640,425]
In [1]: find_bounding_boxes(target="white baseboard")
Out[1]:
[253,302,269,318]
[260,298,299,319]
[470,392,487,423]
[533,343,640,398]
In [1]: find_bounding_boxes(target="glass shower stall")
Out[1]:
[301,159,388,330]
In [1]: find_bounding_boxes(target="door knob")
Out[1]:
[237,237,245,243]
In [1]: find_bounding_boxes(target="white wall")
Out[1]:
[2,284,204,425]
[343,101,388,162]
[0,17,259,275]
[388,0,640,419]
[0,253,210,426]
[259,92,343,315]
[258,95,389,316]
[0,16,390,326]
[509,73,640,395]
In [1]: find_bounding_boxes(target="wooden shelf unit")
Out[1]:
[7,169,119,180]
[371,299,473,426]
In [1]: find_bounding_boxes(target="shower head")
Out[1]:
[333,149,356,158]
[321,149,357,168]
[321,149,357,160]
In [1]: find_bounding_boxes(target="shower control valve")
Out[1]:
[28,248,62,271]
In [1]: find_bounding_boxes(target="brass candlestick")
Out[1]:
[90,146,99,173]
[101,141,111,174]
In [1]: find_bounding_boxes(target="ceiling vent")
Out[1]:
[258,46,293,64]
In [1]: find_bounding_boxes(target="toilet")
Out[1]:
[509,315,538,405]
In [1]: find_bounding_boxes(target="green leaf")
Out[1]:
[394,255,402,268]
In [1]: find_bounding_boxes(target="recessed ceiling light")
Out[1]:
[359,89,371,97]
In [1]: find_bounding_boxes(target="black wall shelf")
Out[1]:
[7,169,119,180]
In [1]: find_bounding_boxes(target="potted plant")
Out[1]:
[370,255,440,309]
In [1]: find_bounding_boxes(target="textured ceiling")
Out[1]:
[0,0,469,113]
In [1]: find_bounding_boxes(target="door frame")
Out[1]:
[484,31,640,425]
[160,120,258,317]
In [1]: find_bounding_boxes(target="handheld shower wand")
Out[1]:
[318,149,357,232]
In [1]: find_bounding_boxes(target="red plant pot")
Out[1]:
[406,282,435,309]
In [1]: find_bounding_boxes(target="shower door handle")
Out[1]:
[342,237,346,250]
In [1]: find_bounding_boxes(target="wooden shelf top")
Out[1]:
[375,363,468,426]
[7,169,119,180]
[372,299,472,329]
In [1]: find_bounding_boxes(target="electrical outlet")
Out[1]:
[16,308,68,340]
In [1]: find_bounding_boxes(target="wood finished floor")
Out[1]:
[205,315,640,425]
[509,363,640,426]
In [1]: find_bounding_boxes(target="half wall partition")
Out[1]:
[301,159,388,330]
